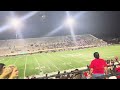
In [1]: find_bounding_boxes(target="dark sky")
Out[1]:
[0,11,120,40]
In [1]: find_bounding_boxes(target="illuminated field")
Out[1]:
[0,45,120,79]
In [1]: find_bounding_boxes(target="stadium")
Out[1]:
[0,11,120,79]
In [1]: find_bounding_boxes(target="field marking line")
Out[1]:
[46,53,60,70]
[48,53,69,70]
[60,52,87,66]
[2,57,10,64]
[35,54,52,73]
[23,56,27,78]
[56,53,78,68]
[54,53,76,69]
[33,55,44,74]
[1,55,22,64]
[0,58,4,61]
[13,57,19,65]
[35,54,53,74]
[46,54,69,71]
[40,55,54,72]
[66,51,97,65]
[47,53,64,68]
[48,53,77,71]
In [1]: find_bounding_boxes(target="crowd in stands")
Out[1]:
[0,34,107,56]
[104,37,120,44]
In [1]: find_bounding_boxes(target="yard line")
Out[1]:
[51,53,76,69]
[70,53,92,65]
[2,58,4,61]
[35,54,53,74]
[59,52,86,67]
[1,57,10,64]
[23,56,27,79]
[33,55,44,74]
[37,54,61,74]
[47,53,63,67]
[0,58,4,61]
[40,55,55,72]
[47,53,76,71]
[61,51,88,64]
[49,54,75,68]
[46,54,60,70]
[13,57,19,65]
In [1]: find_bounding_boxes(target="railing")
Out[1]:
[36,63,120,79]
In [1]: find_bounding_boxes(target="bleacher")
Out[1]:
[0,34,107,56]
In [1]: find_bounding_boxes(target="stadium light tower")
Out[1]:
[9,16,23,39]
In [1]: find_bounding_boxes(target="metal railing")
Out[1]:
[36,63,120,79]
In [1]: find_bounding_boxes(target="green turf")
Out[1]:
[0,44,120,79]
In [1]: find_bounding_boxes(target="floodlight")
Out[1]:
[64,17,75,27]
[9,17,22,29]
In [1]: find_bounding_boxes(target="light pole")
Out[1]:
[9,17,23,39]
[16,32,17,39]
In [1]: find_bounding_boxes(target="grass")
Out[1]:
[0,44,120,79]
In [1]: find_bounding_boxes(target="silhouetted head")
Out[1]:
[94,52,99,59]
[58,71,60,74]
[45,74,48,77]
[0,63,5,74]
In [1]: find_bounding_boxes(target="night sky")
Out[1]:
[0,11,120,40]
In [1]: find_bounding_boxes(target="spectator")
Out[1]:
[83,71,91,79]
[60,71,67,79]
[31,75,36,79]
[0,63,5,75]
[0,64,19,79]
[115,57,120,79]
[89,52,108,79]
[106,60,112,74]
[44,74,48,79]
[55,71,61,79]
[67,73,71,79]
[9,66,19,79]
[111,60,114,66]
[0,65,13,79]
[115,64,120,79]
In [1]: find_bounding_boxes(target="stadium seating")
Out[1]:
[0,34,107,56]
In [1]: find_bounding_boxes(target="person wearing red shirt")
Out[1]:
[89,52,108,79]
[114,57,120,79]
[115,65,120,79]
[83,71,91,79]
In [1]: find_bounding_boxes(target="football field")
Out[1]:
[0,45,120,79]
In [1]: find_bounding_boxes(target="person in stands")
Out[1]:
[0,63,5,75]
[55,71,61,79]
[0,64,19,79]
[44,74,48,79]
[114,57,120,79]
[83,71,91,79]
[89,52,108,79]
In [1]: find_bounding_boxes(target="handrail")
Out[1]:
[37,63,120,79]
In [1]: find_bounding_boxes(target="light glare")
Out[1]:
[9,17,22,29]
[65,17,75,27]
